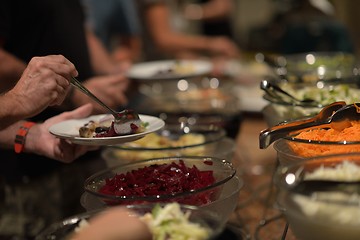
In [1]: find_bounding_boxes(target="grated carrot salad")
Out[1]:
[289,121,360,157]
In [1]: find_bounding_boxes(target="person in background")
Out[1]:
[183,0,235,39]
[0,0,132,238]
[136,0,241,61]
[82,0,142,65]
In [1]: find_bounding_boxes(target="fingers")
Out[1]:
[55,139,99,163]
[28,55,78,79]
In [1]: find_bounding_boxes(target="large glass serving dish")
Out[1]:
[81,173,242,228]
[268,51,357,83]
[84,156,236,206]
[275,153,360,240]
[273,116,360,165]
[36,203,225,240]
[137,76,240,115]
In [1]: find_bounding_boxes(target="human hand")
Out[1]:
[71,74,129,114]
[207,36,240,58]
[8,55,78,118]
[71,207,151,240]
[25,104,98,163]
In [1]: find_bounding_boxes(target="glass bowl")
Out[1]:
[274,153,360,240]
[269,51,357,83]
[137,76,240,115]
[84,156,236,206]
[101,124,235,167]
[274,129,360,166]
[81,175,242,229]
[262,82,360,126]
[36,203,225,240]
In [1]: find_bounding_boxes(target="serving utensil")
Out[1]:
[260,79,317,105]
[259,101,347,149]
[70,77,139,122]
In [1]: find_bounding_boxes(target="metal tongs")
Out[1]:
[70,77,139,122]
[258,101,360,149]
[260,79,318,106]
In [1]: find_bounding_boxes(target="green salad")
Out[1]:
[140,203,212,240]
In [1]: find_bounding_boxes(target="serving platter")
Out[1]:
[49,114,165,146]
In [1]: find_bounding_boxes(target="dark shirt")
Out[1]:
[0,0,94,82]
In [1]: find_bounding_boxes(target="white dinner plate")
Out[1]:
[49,114,165,146]
[126,59,213,81]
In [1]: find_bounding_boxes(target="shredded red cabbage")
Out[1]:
[98,160,217,205]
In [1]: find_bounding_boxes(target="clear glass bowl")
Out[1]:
[137,76,240,115]
[275,153,360,240]
[81,175,242,230]
[36,203,225,240]
[274,136,360,166]
[101,124,235,166]
[269,51,357,83]
[84,156,236,206]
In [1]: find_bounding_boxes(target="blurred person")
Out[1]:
[0,0,132,238]
[183,0,235,39]
[136,0,241,60]
[82,0,142,64]
[0,0,129,114]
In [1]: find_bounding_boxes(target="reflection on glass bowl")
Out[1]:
[275,153,360,240]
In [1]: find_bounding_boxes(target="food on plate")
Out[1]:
[112,132,206,161]
[288,120,360,157]
[79,110,146,138]
[98,160,216,205]
[151,61,195,78]
[140,203,211,240]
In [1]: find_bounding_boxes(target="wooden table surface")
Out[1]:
[227,113,297,240]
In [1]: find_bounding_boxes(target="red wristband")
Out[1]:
[14,121,36,154]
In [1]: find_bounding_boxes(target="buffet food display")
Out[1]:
[275,154,360,240]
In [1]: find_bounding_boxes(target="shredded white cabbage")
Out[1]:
[140,203,211,240]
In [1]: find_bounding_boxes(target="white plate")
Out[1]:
[126,59,212,81]
[49,114,165,146]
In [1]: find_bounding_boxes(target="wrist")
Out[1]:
[14,121,36,154]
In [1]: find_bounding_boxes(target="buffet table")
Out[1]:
[226,113,298,240]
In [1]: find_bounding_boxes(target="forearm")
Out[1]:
[198,0,232,21]
[86,29,121,74]
[0,91,28,130]
[0,49,27,92]
[154,31,211,54]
